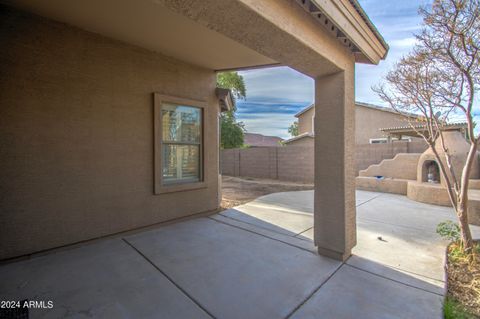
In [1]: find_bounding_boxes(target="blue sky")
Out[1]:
[236,0,432,139]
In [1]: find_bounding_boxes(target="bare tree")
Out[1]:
[374,0,480,254]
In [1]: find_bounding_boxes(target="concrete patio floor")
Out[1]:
[2,190,479,318]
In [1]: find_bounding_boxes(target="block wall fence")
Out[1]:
[221,141,427,183]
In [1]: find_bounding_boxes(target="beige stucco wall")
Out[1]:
[0,8,219,259]
[285,136,314,147]
[355,105,409,144]
[298,107,315,135]
[296,104,412,144]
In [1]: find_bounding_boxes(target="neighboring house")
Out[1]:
[0,0,387,261]
[285,102,419,146]
[244,133,283,147]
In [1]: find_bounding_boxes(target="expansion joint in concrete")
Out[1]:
[285,263,344,319]
[121,238,216,319]
[345,263,444,296]
[295,226,313,238]
[208,216,317,255]
[356,193,384,207]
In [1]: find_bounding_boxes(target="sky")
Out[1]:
[236,0,432,139]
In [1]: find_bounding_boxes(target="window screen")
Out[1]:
[161,103,202,185]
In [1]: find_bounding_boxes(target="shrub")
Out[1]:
[436,221,461,242]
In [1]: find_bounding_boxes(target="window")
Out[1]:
[369,137,412,144]
[154,94,206,194]
[162,103,201,184]
[369,138,388,144]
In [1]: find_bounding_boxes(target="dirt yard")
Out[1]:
[221,176,313,210]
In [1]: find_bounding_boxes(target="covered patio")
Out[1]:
[1,0,395,317]
[2,190,473,318]
[1,0,387,262]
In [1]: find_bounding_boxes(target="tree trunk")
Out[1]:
[456,141,478,253]
[456,199,474,252]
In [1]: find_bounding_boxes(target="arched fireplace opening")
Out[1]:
[422,160,440,183]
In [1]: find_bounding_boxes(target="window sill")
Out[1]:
[155,181,207,194]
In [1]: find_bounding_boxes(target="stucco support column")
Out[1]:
[314,69,356,261]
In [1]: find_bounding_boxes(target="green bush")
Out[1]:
[436,220,461,242]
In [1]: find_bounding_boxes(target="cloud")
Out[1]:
[389,37,418,48]
[239,67,314,102]
[236,100,310,115]
[232,66,313,138]
[237,112,299,139]
[235,98,310,138]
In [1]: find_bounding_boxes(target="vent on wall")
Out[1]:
[295,0,361,53]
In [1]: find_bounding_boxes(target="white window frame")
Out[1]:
[153,93,207,194]
[369,136,412,144]
[369,138,388,144]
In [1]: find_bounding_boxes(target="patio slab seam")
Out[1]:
[285,262,344,319]
[208,216,317,254]
[240,201,313,216]
[344,262,444,296]
[121,238,215,319]
[217,211,313,242]
[245,202,314,216]
[295,226,313,238]
[350,257,446,287]
[356,193,384,207]
[357,216,448,233]
[217,212,295,235]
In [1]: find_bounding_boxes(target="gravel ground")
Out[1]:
[446,242,480,317]
[221,175,313,210]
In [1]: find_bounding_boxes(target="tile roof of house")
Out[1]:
[380,122,468,133]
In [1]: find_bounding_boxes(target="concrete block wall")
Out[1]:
[277,146,314,183]
[221,149,240,176]
[238,147,278,179]
[221,141,427,183]
[408,140,430,153]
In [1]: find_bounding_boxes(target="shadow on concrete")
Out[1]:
[0,190,448,318]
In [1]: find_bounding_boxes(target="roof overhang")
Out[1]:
[5,0,277,70]
[5,0,388,74]
[296,0,388,64]
[216,88,234,112]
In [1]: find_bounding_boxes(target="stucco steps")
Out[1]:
[356,153,422,195]
[356,176,410,195]
[359,153,421,180]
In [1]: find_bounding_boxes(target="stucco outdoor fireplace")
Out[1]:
[356,124,480,226]
[408,130,480,205]
[423,160,440,184]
